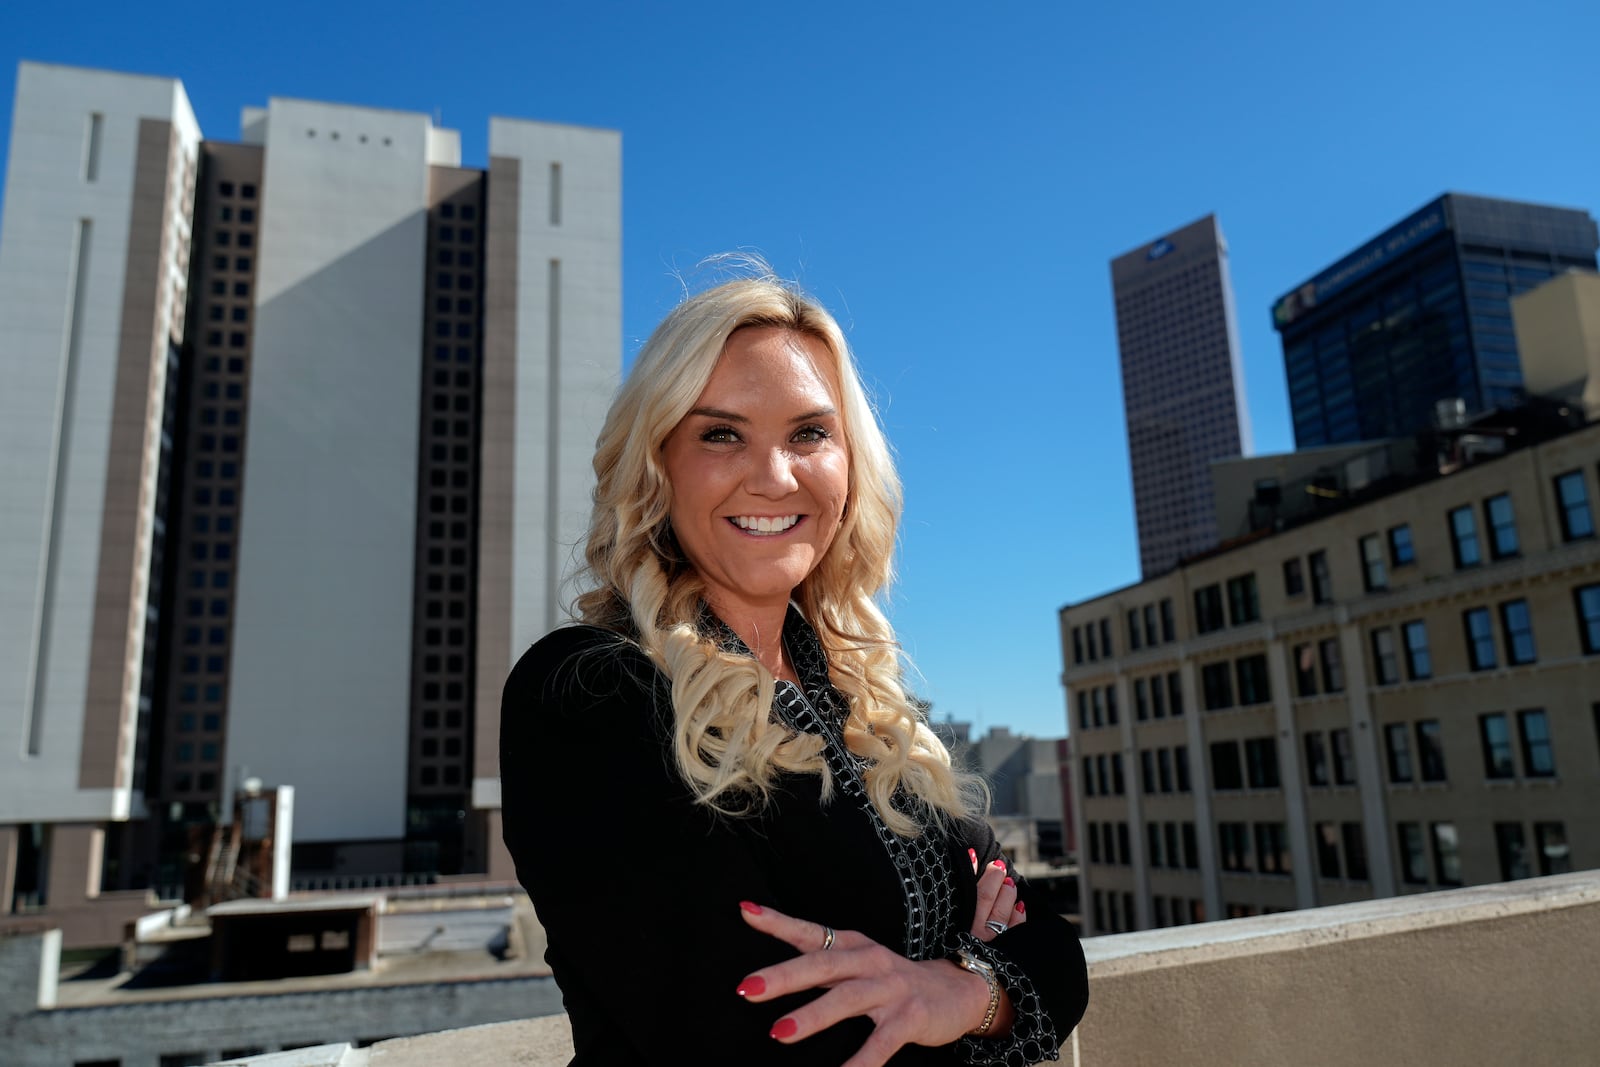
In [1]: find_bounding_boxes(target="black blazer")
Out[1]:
[500,618,1088,1065]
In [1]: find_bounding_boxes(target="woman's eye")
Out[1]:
[793,424,831,444]
[701,425,739,444]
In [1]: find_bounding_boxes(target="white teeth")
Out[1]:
[731,515,800,534]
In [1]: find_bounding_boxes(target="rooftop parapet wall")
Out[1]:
[236,869,1600,1066]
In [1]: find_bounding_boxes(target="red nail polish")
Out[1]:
[1016,900,1026,914]
[991,859,1005,869]
[740,900,763,915]
[771,1017,798,1040]
[1003,877,1014,887]
[737,976,766,997]
[968,848,977,861]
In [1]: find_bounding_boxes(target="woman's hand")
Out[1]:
[736,901,1011,1067]
[968,848,1027,942]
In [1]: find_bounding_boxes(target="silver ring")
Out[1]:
[985,920,1008,935]
[821,925,836,951]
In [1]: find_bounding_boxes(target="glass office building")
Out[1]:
[1273,194,1598,447]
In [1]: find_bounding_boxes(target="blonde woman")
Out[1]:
[500,272,1087,1065]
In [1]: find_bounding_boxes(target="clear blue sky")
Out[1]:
[4,1,1598,737]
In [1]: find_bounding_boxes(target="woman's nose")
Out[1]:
[746,447,800,497]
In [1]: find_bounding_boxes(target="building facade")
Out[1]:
[0,62,620,941]
[1061,416,1600,935]
[1112,214,1252,577]
[1272,194,1599,448]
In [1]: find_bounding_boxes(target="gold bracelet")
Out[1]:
[955,949,1001,1037]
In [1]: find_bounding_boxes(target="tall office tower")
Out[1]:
[1113,215,1252,578]
[0,62,620,940]
[0,63,201,934]
[1272,194,1599,448]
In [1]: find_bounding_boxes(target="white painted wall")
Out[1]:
[0,62,198,822]
[224,100,442,843]
[473,119,620,809]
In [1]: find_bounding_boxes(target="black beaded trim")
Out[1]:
[952,932,1061,1065]
[703,606,956,962]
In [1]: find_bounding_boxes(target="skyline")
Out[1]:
[4,2,1599,737]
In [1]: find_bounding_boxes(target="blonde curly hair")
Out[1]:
[574,272,983,836]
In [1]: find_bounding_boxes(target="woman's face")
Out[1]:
[661,326,851,621]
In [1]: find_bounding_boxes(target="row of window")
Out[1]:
[1139,746,1192,795]
[1218,821,1291,875]
[1134,671,1184,720]
[1397,819,1569,888]
[1313,821,1370,881]
[1072,468,1598,668]
[1075,685,1119,730]
[1200,653,1270,710]
[1194,573,1259,634]
[1081,752,1125,797]
[1210,737,1280,791]
[1147,821,1199,870]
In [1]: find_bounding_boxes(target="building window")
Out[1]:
[1226,573,1260,625]
[1099,618,1112,658]
[1150,674,1166,718]
[1106,685,1119,724]
[1315,822,1341,879]
[1495,822,1530,881]
[1331,727,1356,785]
[1182,822,1198,869]
[1359,534,1387,591]
[1398,822,1428,884]
[1499,599,1536,665]
[1218,822,1251,872]
[1167,671,1184,716]
[1081,757,1095,797]
[1388,524,1415,566]
[1479,713,1514,779]
[1210,741,1243,791]
[1431,823,1462,886]
[1483,493,1519,560]
[1235,654,1270,705]
[1134,677,1149,720]
[1554,470,1594,541]
[1384,723,1414,784]
[1194,585,1226,634]
[1293,643,1318,697]
[1244,737,1280,789]
[1091,688,1103,727]
[1401,620,1432,680]
[1160,599,1176,642]
[1535,822,1571,876]
[1309,550,1333,603]
[1076,692,1089,731]
[1416,720,1447,782]
[1304,731,1329,786]
[1517,709,1555,778]
[1175,745,1191,792]
[1158,748,1173,793]
[1343,822,1369,880]
[1283,557,1305,597]
[1085,623,1098,662]
[1071,627,1083,665]
[1127,609,1142,652]
[1255,823,1290,875]
[1117,822,1130,865]
[1463,607,1497,671]
[1147,822,1163,868]
[1319,637,1345,693]
[1370,628,1400,685]
[1111,753,1125,795]
[1201,662,1234,710]
[1577,584,1600,654]
[1449,506,1481,569]
[1141,750,1156,795]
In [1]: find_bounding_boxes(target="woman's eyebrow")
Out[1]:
[686,406,837,422]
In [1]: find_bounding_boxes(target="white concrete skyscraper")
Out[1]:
[1112,215,1251,577]
[0,61,620,944]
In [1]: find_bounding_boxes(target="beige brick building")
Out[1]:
[1061,414,1600,935]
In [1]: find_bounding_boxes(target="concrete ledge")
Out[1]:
[216,871,1600,1066]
